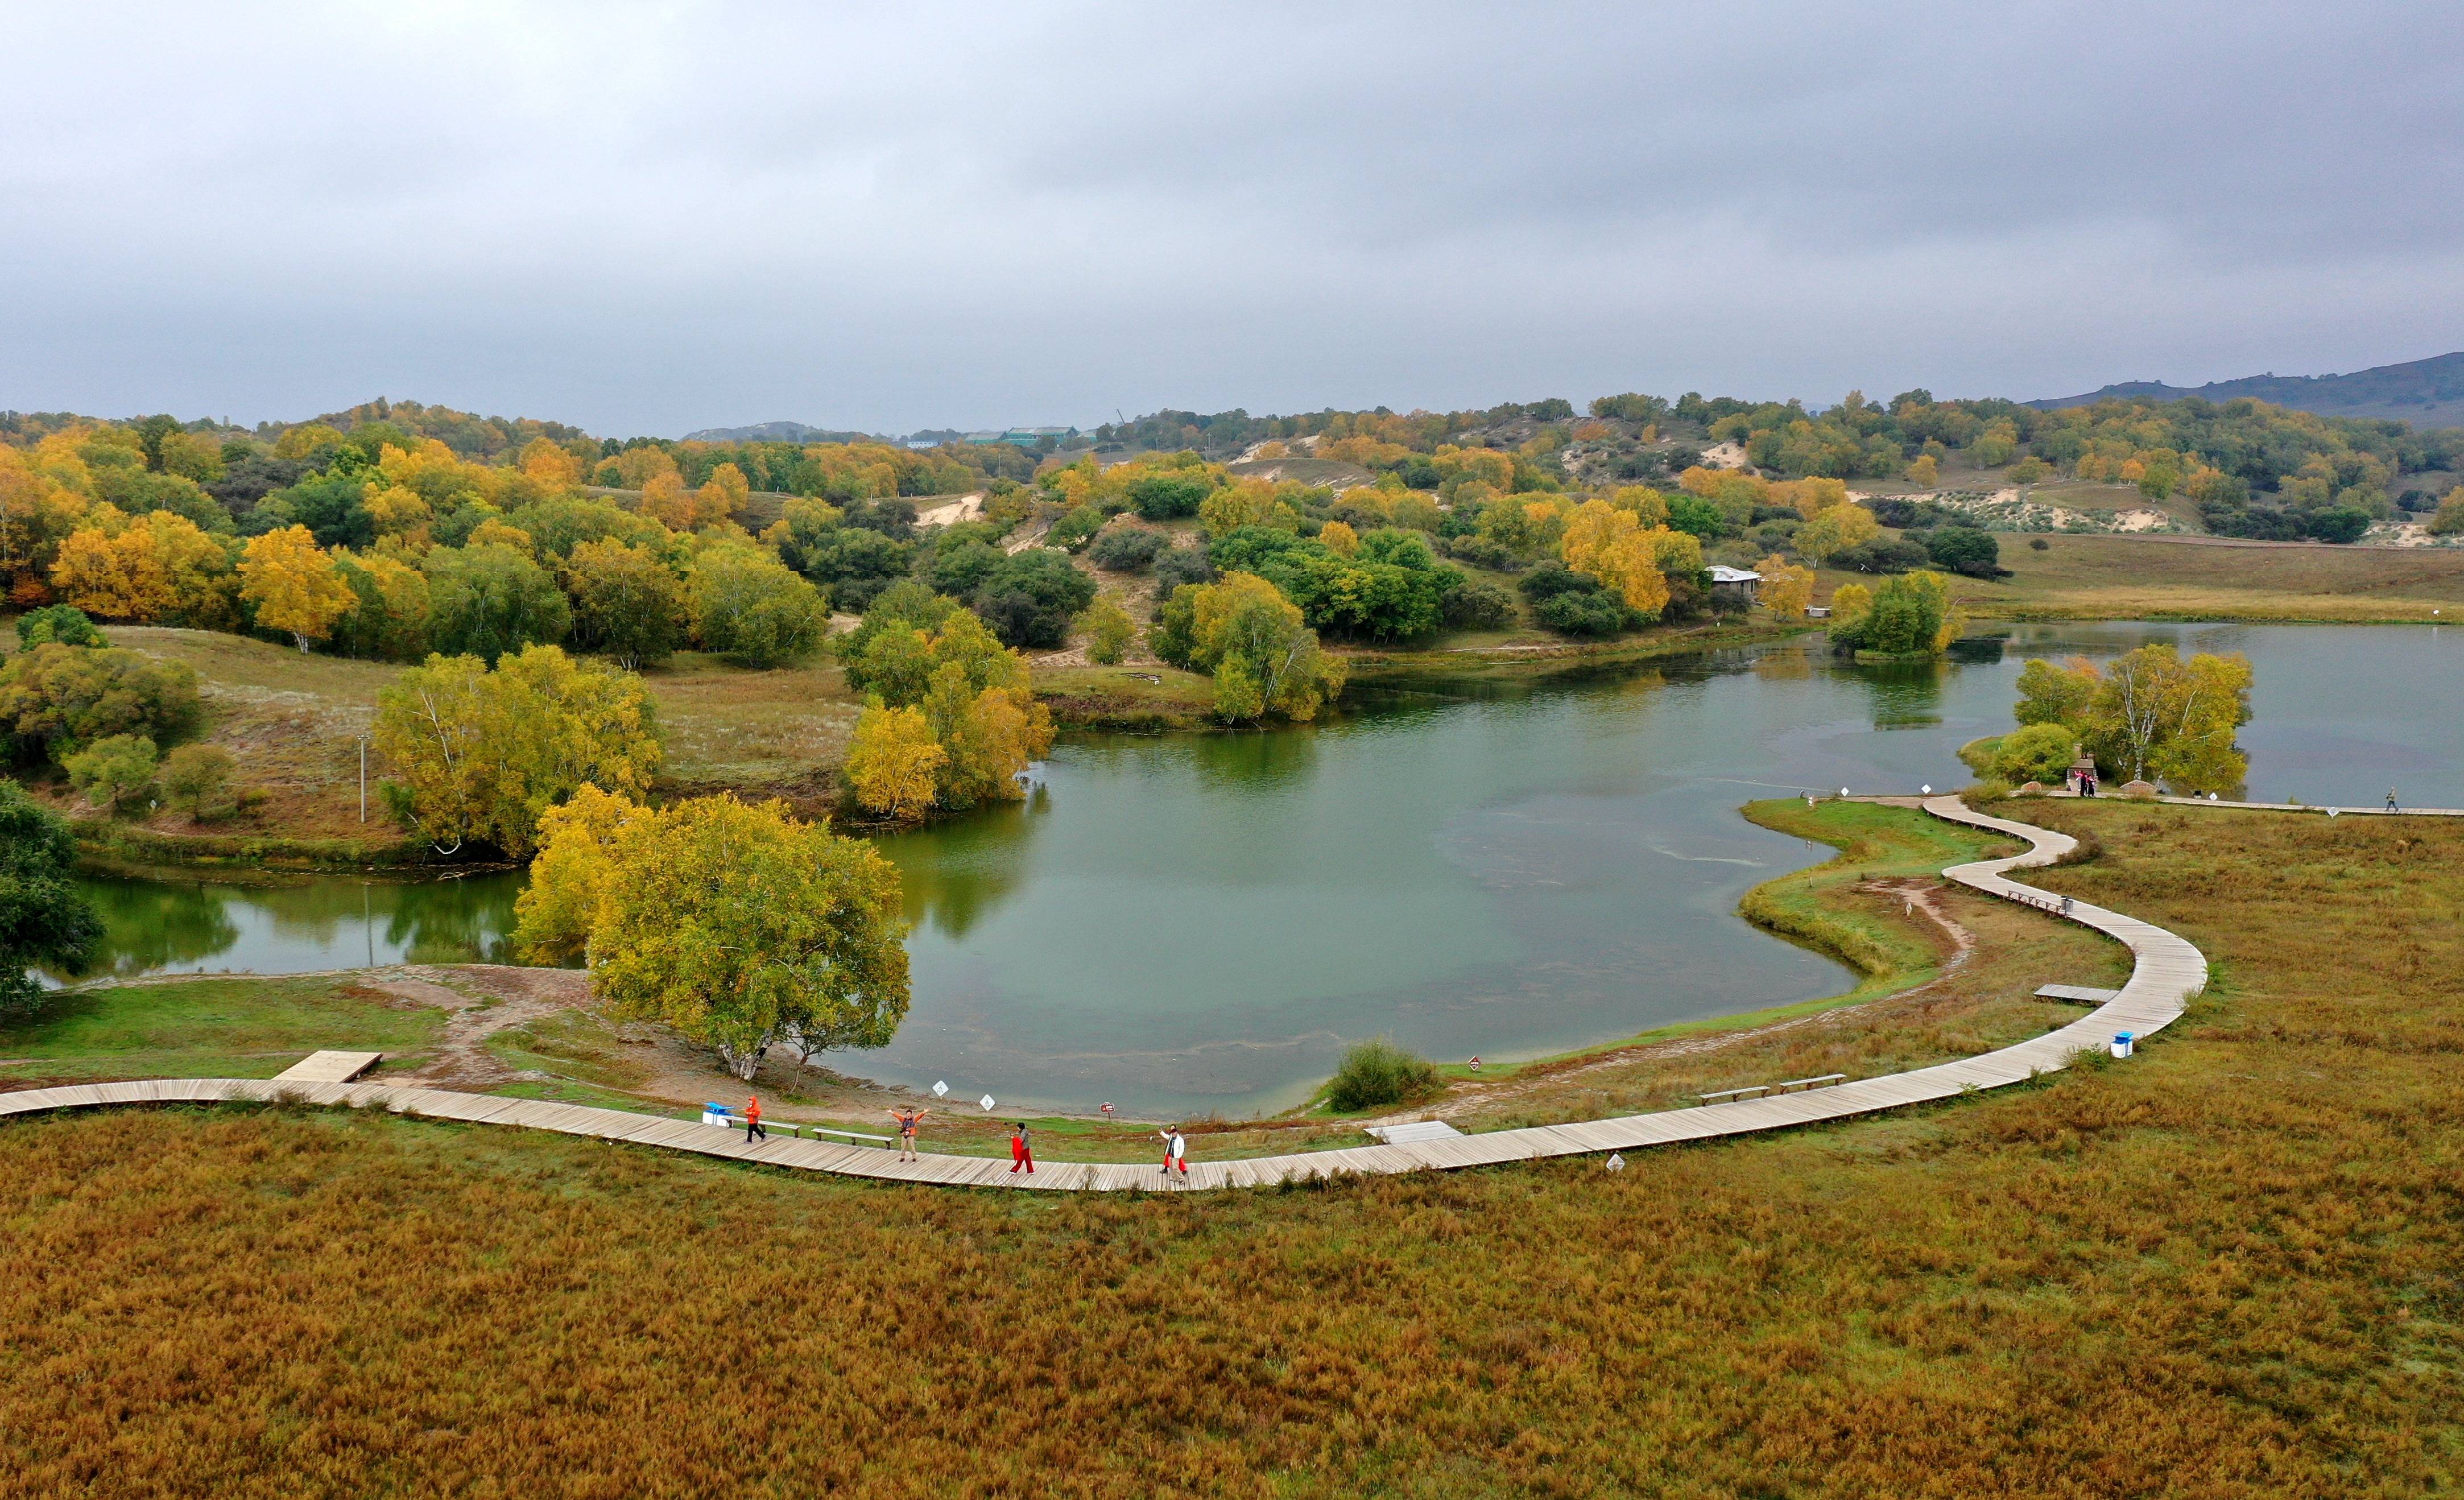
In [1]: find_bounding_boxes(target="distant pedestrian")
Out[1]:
[887,1105,929,1162]
[1010,1122,1036,1175]
[1159,1125,1188,1180]
[744,1095,765,1143]
[2388,788,2401,813]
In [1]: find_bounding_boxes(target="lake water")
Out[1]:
[71,622,2463,1115]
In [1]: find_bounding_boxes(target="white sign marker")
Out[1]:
[979,1094,996,1111]
[931,1080,948,1098]
[1605,1153,1626,1173]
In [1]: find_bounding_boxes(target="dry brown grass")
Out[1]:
[5,800,2461,1496]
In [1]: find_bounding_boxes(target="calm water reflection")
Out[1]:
[71,622,2463,1115]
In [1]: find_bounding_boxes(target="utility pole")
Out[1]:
[359,735,368,824]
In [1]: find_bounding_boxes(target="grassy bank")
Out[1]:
[0,974,444,1083]
[1889,531,2464,622]
[5,799,2461,1495]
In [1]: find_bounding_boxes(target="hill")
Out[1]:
[678,420,877,443]
[2033,351,2464,429]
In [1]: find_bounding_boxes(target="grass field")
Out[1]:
[5,629,866,854]
[5,799,2461,1496]
[0,975,443,1082]
[1820,531,2464,622]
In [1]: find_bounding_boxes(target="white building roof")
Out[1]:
[1707,565,1762,584]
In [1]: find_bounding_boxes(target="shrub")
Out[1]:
[1087,527,1167,572]
[2029,536,2051,551]
[0,643,201,766]
[1046,506,1106,552]
[1535,589,1628,636]
[1128,473,1211,520]
[1829,536,1932,575]
[1151,546,1217,602]
[1326,1037,1440,1112]
[1925,526,2005,578]
[1442,535,1523,572]
[15,605,105,650]
[973,548,1098,650]
[2304,506,2372,544]
[1440,577,1516,630]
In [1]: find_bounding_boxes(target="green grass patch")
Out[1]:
[0,974,444,1081]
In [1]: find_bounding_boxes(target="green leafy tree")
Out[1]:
[0,779,103,1015]
[160,743,239,821]
[2007,646,2252,791]
[1925,527,2002,578]
[423,543,572,665]
[972,547,1097,650]
[1152,572,1346,722]
[1958,721,2078,786]
[564,538,684,670]
[1077,598,1135,663]
[64,733,158,815]
[690,544,828,667]
[373,646,662,857]
[15,605,106,650]
[589,794,910,1080]
[0,643,201,765]
[1828,571,1964,655]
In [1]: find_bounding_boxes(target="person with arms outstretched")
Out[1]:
[888,1105,929,1162]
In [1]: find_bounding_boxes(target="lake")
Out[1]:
[71,622,2463,1115]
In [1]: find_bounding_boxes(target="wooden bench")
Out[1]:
[725,1120,897,1147]
[1697,1085,1769,1105]
[1771,1073,1846,1093]
[794,1123,896,1147]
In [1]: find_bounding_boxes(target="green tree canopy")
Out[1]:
[373,645,662,857]
[0,779,102,1016]
[423,543,571,665]
[584,794,910,1080]
[689,543,828,667]
[0,643,201,766]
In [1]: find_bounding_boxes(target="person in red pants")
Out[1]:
[1009,1122,1035,1174]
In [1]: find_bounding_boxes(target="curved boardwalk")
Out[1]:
[1,797,2209,1192]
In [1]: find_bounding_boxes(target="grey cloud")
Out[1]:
[2,1,2459,434]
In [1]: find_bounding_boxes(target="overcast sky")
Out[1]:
[5,2,2461,437]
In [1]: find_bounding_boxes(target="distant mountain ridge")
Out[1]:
[680,420,878,444]
[2032,352,2464,429]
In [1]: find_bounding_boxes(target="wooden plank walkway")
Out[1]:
[0,796,2211,1193]
[272,1051,385,1084]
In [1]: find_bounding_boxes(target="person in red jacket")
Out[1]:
[744,1095,765,1143]
[1009,1122,1035,1174]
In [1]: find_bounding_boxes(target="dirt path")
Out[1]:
[1376,877,1974,1125]
[353,965,589,1089]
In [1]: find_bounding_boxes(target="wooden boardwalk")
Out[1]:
[0,797,2210,1193]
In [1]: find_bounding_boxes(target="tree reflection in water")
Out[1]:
[67,869,524,978]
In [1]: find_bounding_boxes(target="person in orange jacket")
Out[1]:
[744,1095,765,1144]
[1009,1121,1035,1174]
